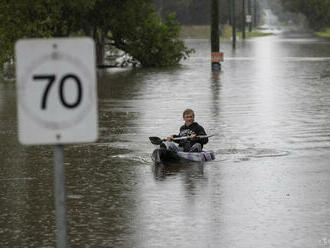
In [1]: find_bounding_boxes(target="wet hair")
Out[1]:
[183,109,195,118]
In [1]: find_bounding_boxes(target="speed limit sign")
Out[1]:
[15,38,98,145]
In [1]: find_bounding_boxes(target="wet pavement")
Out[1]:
[1,29,330,247]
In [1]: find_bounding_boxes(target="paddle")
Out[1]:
[149,135,214,145]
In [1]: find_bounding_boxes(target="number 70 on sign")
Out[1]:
[33,74,83,110]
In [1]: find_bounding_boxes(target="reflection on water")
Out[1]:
[152,161,205,180]
[1,31,330,247]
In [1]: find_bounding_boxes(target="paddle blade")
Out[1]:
[149,136,164,145]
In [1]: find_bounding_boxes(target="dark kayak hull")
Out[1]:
[152,148,215,163]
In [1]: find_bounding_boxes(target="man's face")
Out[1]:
[183,113,194,126]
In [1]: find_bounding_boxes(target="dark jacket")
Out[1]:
[173,122,208,149]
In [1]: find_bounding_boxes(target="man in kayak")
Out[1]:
[166,109,208,152]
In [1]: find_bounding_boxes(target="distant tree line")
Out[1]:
[154,0,229,25]
[279,0,330,30]
[155,0,330,32]
[154,0,260,25]
[254,0,330,31]
[154,0,261,31]
[0,0,193,69]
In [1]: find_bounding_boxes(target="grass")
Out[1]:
[179,25,211,39]
[180,24,273,39]
[315,28,330,38]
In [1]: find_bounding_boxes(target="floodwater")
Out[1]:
[1,30,330,248]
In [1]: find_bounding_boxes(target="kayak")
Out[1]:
[152,148,215,163]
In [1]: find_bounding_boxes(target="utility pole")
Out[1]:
[211,0,221,70]
[248,0,252,32]
[228,0,232,25]
[231,0,236,49]
[253,0,257,28]
[242,0,246,39]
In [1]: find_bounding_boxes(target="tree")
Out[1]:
[105,0,193,66]
[280,0,330,30]
[0,0,95,66]
[0,0,192,69]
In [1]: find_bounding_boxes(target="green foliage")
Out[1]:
[315,28,330,38]
[111,11,193,67]
[0,0,95,67]
[280,0,330,30]
[105,0,193,67]
[154,0,230,25]
[0,0,192,69]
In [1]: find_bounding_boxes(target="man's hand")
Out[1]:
[189,134,196,140]
[167,136,174,142]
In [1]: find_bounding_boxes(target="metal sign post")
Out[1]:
[54,145,66,248]
[15,38,98,248]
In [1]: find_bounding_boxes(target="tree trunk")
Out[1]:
[93,28,105,66]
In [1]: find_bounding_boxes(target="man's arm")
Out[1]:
[194,125,208,144]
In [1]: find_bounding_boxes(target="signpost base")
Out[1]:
[212,62,221,71]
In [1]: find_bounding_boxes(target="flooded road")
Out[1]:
[1,30,330,247]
